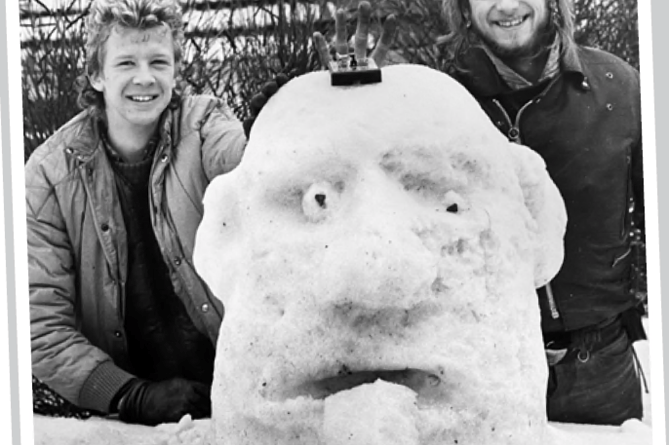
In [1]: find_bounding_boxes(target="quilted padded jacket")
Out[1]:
[26,95,246,413]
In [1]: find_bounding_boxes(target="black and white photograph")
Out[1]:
[1,0,667,444]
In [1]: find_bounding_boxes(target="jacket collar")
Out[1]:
[66,108,173,162]
[63,109,103,161]
[454,41,585,97]
[482,36,561,90]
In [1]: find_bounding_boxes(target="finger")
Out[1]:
[260,81,278,97]
[242,117,254,139]
[354,1,372,61]
[334,8,348,55]
[188,384,212,419]
[189,399,212,419]
[191,382,211,399]
[275,72,290,86]
[249,93,268,114]
[370,14,398,67]
[191,404,211,419]
[312,31,332,70]
[285,68,299,79]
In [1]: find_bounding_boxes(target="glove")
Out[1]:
[242,72,292,139]
[116,377,211,426]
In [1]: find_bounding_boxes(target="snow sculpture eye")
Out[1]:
[314,193,327,209]
[443,190,470,214]
[302,181,341,223]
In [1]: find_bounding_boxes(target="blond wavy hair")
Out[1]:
[76,0,185,115]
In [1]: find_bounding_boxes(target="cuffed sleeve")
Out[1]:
[78,360,136,413]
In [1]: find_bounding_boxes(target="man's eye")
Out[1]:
[117,61,134,67]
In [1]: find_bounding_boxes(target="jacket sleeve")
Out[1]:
[27,165,134,413]
[199,97,248,180]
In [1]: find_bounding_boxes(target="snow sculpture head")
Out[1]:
[194,64,567,445]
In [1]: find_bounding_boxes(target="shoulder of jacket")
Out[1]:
[25,112,94,212]
[27,110,95,165]
[577,46,639,79]
[178,94,238,132]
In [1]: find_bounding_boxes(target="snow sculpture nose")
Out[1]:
[314,169,440,320]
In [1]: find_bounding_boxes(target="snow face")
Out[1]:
[193,64,568,445]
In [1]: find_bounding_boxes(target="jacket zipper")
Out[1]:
[621,146,633,239]
[491,75,562,145]
[492,98,535,145]
[491,79,562,319]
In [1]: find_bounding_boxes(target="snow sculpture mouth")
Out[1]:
[282,368,443,401]
[194,64,567,445]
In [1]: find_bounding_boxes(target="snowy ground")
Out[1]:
[31,337,656,445]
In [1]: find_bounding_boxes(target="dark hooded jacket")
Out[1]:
[451,44,644,333]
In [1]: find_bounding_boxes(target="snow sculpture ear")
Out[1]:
[508,143,567,288]
[193,174,244,305]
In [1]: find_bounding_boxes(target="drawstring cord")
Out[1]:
[632,346,650,394]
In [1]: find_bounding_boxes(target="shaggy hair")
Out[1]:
[75,0,185,115]
[438,0,576,75]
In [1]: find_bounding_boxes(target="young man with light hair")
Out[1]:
[26,0,395,426]
[438,0,645,425]
[26,0,250,425]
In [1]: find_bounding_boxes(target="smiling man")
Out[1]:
[25,0,395,427]
[25,0,248,426]
[437,0,645,426]
[89,25,178,162]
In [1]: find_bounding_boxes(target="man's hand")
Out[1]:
[117,378,211,426]
[243,72,292,139]
[313,1,398,69]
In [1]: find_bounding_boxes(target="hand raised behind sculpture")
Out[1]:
[243,72,293,139]
[247,2,398,139]
[313,1,398,69]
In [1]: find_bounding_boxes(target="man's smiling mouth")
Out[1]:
[128,95,158,102]
[495,16,527,28]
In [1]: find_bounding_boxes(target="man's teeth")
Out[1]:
[498,18,524,27]
[130,95,155,102]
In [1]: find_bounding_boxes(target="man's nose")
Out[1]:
[132,63,156,86]
[496,0,521,13]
